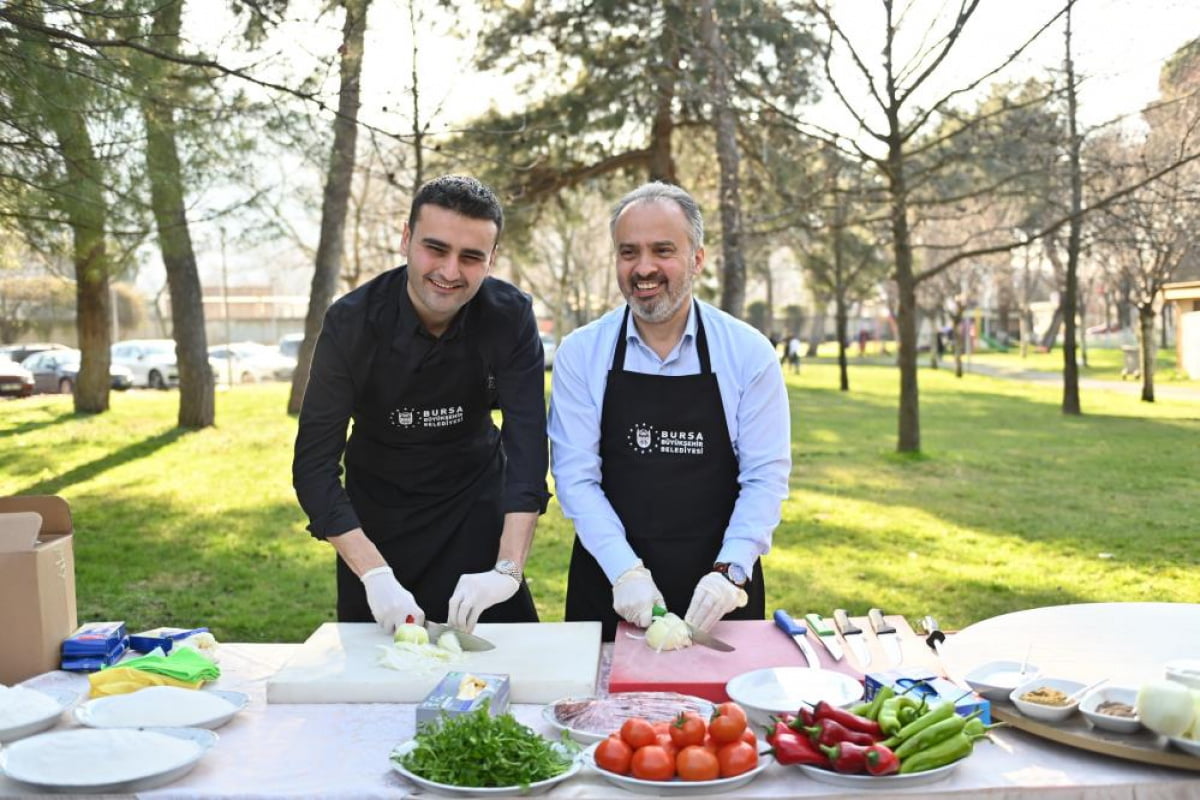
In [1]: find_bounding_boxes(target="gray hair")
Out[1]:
[609,182,704,252]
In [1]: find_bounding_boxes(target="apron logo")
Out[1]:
[390,406,465,429]
[659,429,705,456]
[626,423,657,454]
[390,408,416,428]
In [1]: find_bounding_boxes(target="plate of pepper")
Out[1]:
[766,688,992,788]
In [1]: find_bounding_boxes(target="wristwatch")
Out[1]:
[494,559,523,584]
[713,562,748,588]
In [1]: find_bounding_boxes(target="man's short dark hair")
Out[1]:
[409,175,504,242]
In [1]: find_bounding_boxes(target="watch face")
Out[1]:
[729,564,748,584]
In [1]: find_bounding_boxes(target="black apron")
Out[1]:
[336,276,536,625]
[565,303,764,640]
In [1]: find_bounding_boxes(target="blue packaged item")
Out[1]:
[128,627,210,655]
[61,639,128,672]
[864,666,991,724]
[61,621,128,658]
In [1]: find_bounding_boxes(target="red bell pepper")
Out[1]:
[819,741,871,774]
[769,729,829,766]
[802,717,877,747]
[813,700,884,738]
[864,743,900,776]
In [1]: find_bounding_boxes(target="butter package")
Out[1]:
[416,671,510,728]
[128,626,210,654]
[61,621,128,658]
[864,666,990,723]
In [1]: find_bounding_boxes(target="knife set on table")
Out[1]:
[772,608,903,669]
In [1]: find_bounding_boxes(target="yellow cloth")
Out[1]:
[88,667,204,698]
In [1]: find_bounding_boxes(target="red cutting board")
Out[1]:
[608,619,857,702]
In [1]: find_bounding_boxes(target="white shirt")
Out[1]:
[548,300,792,583]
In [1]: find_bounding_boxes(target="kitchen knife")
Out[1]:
[772,609,822,668]
[868,608,903,666]
[803,612,844,661]
[652,605,735,652]
[919,615,946,655]
[832,608,871,668]
[425,621,495,652]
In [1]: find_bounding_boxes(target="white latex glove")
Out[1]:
[361,566,423,634]
[447,570,520,632]
[684,571,748,632]
[611,562,664,629]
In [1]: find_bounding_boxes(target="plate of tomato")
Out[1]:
[581,701,773,795]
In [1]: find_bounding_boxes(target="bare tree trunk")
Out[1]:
[834,290,849,392]
[1138,305,1156,402]
[1061,2,1082,415]
[28,8,110,413]
[700,0,746,318]
[886,129,920,452]
[806,298,826,358]
[647,11,679,184]
[951,312,965,378]
[288,0,372,415]
[140,0,213,429]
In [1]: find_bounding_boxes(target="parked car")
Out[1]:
[0,342,70,364]
[541,333,557,370]
[22,349,134,394]
[208,341,297,383]
[278,333,304,359]
[110,339,181,389]
[0,356,34,398]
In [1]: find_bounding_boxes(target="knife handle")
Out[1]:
[773,610,808,638]
[832,608,862,636]
[804,613,835,637]
[920,615,946,651]
[868,608,897,635]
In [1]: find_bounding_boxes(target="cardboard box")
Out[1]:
[415,671,511,729]
[0,496,77,685]
[864,665,991,724]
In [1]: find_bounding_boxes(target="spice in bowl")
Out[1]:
[1095,700,1136,718]
[1020,686,1071,707]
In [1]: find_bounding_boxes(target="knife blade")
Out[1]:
[803,612,844,661]
[919,615,946,655]
[653,605,735,652]
[832,608,871,669]
[867,608,903,666]
[425,621,495,652]
[772,609,821,668]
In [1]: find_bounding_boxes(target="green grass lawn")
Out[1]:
[1,365,1196,644]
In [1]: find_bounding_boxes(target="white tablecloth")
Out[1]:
[2,643,1199,799]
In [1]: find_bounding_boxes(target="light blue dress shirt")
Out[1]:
[548,300,792,584]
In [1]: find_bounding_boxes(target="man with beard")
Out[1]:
[548,182,791,641]
[293,175,549,635]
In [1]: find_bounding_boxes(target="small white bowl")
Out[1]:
[1010,678,1085,723]
[1165,659,1200,691]
[1079,686,1141,733]
[965,660,1041,702]
[1168,736,1200,757]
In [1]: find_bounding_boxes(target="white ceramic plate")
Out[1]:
[582,741,773,796]
[0,685,79,743]
[0,727,217,793]
[390,739,581,796]
[797,759,959,788]
[726,667,862,728]
[1168,736,1200,758]
[74,687,248,730]
[541,693,715,745]
[964,660,1041,702]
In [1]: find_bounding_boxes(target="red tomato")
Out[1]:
[594,735,633,775]
[676,744,720,782]
[620,717,657,750]
[631,744,675,781]
[669,712,707,748]
[655,732,678,761]
[740,727,758,747]
[709,702,749,744]
[652,720,671,735]
[700,734,720,755]
[717,740,758,778]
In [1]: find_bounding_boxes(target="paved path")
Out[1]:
[810,356,1200,402]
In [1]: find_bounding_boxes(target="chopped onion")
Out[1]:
[394,623,430,645]
[437,631,463,655]
[644,612,692,652]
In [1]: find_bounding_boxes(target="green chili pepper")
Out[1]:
[878,695,920,735]
[849,700,873,717]
[963,716,1005,740]
[887,701,955,746]
[892,713,968,760]
[898,731,974,774]
[864,686,894,721]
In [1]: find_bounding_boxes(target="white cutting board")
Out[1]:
[266,622,602,705]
